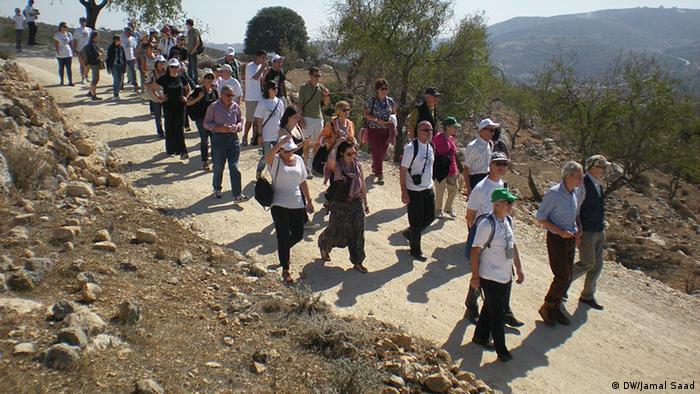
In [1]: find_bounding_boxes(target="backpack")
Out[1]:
[464,213,513,262]
[196,35,205,54]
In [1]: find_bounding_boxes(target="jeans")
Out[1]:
[406,188,435,255]
[150,101,163,135]
[271,206,306,268]
[211,132,241,197]
[544,232,576,309]
[195,118,210,162]
[572,230,605,300]
[188,53,198,81]
[57,57,73,84]
[111,66,124,96]
[125,59,138,88]
[368,127,390,176]
[27,22,37,45]
[434,174,458,214]
[256,141,276,173]
[473,278,512,357]
[15,29,22,50]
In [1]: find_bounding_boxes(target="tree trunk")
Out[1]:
[80,0,108,29]
[528,168,543,202]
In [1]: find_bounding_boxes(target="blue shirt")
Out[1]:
[536,182,578,233]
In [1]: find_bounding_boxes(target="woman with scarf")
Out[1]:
[318,139,369,273]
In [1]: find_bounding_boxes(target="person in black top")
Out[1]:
[168,35,189,63]
[492,127,510,158]
[264,54,287,104]
[81,31,103,100]
[106,35,127,99]
[278,106,304,157]
[407,87,440,138]
[187,68,219,171]
[155,58,191,159]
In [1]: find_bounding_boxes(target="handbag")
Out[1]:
[254,159,280,208]
[312,145,329,175]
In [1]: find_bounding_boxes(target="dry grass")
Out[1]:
[1,144,54,191]
[329,358,383,394]
[289,285,331,316]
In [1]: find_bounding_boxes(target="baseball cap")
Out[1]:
[425,87,441,96]
[270,54,284,62]
[585,154,611,169]
[149,27,158,34]
[491,188,518,203]
[490,151,509,163]
[225,47,236,56]
[442,116,461,128]
[155,55,167,63]
[201,68,215,78]
[282,140,298,152]
[478,118,500,130]
[167,58,180,67]
[221,64,233,73]
[123,27,132,33]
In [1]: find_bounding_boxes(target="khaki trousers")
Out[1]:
[434,174,458,214]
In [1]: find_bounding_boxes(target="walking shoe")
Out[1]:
[497,351,514,362]
[91,95,102,101]
[538,304,556,326]
[504,315,525,328]
[233,194,250,203]
[180,153,189,160]
[579,297,604,310]
[445,211,457,219]
[410,251,428,262]
[401,229,411,241]
[471,337,495,350]
[214,190,222,199]
[202,162,210,172]
[436,211,444,219]
[377,175,385,185]
[555,307,571,325]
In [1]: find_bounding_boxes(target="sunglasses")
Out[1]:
[204,75,215,79]
[168,65,179,69]
[311,74,321,78]
[341,109,350,113]
[223,93,234,97]
[493,162,509,167]
[378,87,388,91]
[418,128,433,132]
[345,151,356,157]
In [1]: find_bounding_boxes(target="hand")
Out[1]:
[257,135,263,145]
[470,275,480,290]
[306,201,315,214]
[364,204,370,214]
[575,232,582,247]
[401,191,410,205]
[223,123,235,133]
[516,268,525,284]
[181,96,187,104]
[198,91,204,99]
[235,124,243,133]
[559,230,575,239]
[321,86,330,96]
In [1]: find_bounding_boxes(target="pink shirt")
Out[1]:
[432,132,458,176]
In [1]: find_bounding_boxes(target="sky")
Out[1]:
[2,0,699,43]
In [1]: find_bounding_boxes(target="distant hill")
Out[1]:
[488,7,700,94]
[206,42,244,53]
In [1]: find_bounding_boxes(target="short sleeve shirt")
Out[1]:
[467,177,505,217]
[73,26,92,51]
[265,69,286,98]
[298,82,325,118]
[463,137,492,175]
[269,155,308,209]
[536,182,579,233]
[364,96,395,128]
[123,35,136,61]
[13,15,24,30]
[216,77,243,100]
[401,141,434,191]
[254,97,284,142]
[156,74,188,109]
[473,215,516,284]
[244,62,262,101]
[53,31,73,58]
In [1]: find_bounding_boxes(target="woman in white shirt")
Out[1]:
[255,80,284,177]
[53,22,74,86]
[469,188,525,363]
[264,135,314,284]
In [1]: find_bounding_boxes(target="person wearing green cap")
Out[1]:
[432,117,460,219]
[470,188,524,363]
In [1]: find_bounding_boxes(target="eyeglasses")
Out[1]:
[418,128,433,132]
[378,87,388,91]
[204,75,215,80]
[341,109,350,113]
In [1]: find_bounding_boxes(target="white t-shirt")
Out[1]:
[463,136,492,175]
[401,140,434,191]
[269,155,307,209]
[244,62,262,101]
[216,77,243,100]
[474,215,516,284]
[73,26,92,51]
[24,6,36,22]
[467,177,505,217]
[254,97,284,142]
[123,35,136,61]
[159,37,175,57]
[13,14,24,30]
[53,31,73,58]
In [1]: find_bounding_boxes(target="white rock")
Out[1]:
[65,181,94,198]
[0,297,42,314]
[13,342,36,355]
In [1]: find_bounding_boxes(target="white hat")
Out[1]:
[270,54,284,62]
[478,118,500,130]
[148,27,157,34]
[201,68,215,78]
[225,47,235,56]
[167,58,180,67]
[155,55,167,63]
[221,64,233,73]
[282,140,298,152]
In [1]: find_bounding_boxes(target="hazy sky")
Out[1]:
[3,0,699,43]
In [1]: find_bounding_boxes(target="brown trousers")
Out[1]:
[544,232,576,308]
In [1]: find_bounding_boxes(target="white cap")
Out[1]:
[270,54,284,62]
[155,55,167,63]
[282,140,298,152]
[148,27,157,34]
[221,64,233,73]
[225,47,235,56]
[167,58,180,67]
[478,118,500,130]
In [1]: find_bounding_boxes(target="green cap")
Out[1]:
[442,116,461,128]
[491,188,518,203]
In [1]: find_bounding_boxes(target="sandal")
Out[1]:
[353,264,368,273]
[282,270,294,284]
[320,249,331,262]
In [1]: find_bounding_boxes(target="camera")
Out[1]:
[411,174,422,185]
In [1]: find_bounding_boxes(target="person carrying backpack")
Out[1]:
[469,188,524,363]
[400,121,436,261]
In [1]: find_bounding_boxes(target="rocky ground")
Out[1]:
[0,60,492,394]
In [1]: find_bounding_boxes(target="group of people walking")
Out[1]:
[24,9,614,365]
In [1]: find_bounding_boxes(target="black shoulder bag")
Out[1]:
[254,157,280,208]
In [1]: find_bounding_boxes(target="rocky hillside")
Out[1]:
[0,60,493,394]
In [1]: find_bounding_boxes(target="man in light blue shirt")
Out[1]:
[536,161,583,326]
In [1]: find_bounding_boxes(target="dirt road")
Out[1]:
[14,52,700,394]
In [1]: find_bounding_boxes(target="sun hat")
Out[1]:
[167,58,180,67]
[478,118,500,130]
[585,154,611,169]
[282,140,298,152]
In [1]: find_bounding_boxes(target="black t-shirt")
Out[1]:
[265,69,286,98]
[188,85,218,120]
[156,74,188,109]
[168,46,188,63]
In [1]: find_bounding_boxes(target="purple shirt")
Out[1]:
[204,99,242,131]
[432,132,458,176]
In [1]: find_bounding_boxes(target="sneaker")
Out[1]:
[306,174,313,180]
[91,95,102,101]
[202,162,210,172]
[436,211,444,219]
[214,190,222,199]
[377,175,385,185]
[180,153,189,160]
[233,194,250,203]
[445,211,457,219]
[498,351,514,362]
